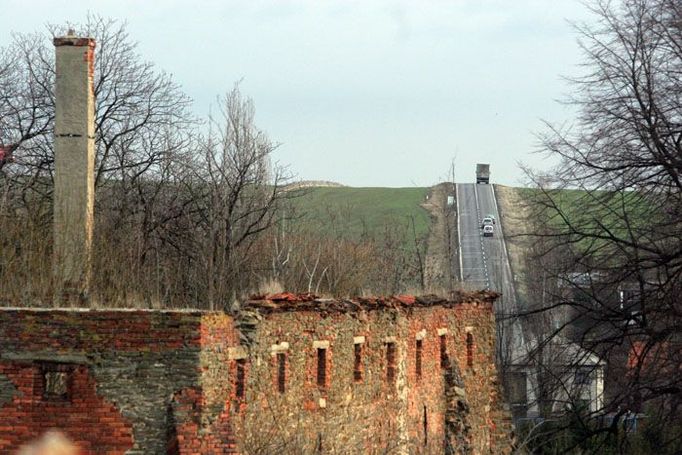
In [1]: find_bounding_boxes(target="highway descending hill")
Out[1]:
[456,183,489,290]
[456,183,526,366]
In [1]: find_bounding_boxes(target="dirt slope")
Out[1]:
[421,183,458,292]
[493,185,532,300]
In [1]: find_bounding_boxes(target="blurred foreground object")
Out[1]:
[18,431,78,455]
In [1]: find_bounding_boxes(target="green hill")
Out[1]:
[514,186,654,256]
[286,186,430,249]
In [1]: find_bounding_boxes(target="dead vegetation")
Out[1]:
[0,16,448,310]
[421,182,458,293]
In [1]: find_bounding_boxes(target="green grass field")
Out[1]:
[287,186,431,247]
[515,186,654,254]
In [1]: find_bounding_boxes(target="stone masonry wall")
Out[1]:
[225,295,512,454]
[0,294,511,454]
[167,313,240,454]
[0,309,212,454]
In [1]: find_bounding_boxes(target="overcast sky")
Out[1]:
[1,0,592,187]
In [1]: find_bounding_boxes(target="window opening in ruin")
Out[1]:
[235,359,246,399]
[509,372,528,405]
[354,343,363,382]
[277,353,286,393]
[575,398,590,411]
[317,348,327,388]
[440,335,449,368]
[416,339,423,380]
[574,369,591,386]
[423,405,428,446]
[41,363,73,401]
[466,333,474,367]
[509,371,529,419]
[386,342,396,383]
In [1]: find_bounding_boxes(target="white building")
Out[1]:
[507,337,605,422]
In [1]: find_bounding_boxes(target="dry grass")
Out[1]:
[0,210,431,309]
[493,184,533,300]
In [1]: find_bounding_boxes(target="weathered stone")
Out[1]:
[0,297,513,454]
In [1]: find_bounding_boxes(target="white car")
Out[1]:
[483,225,494,237]
[481,217,494,228]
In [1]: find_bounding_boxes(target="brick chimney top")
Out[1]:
[53,33,95,48]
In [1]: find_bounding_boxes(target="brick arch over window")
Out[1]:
[443,356,472,454]
[0,362,134,454]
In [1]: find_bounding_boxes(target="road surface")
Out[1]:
[456,183,525,364]
[455,183,489,290]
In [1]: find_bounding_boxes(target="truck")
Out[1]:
[476,163,490,184]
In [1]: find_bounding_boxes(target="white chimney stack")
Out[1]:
[53,34,96,305]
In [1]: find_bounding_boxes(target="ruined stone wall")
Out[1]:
[168,313,240,454]
[444,304,512,453]
[0,309,212,454]
[0,296,511,454]
[227,297,512,454]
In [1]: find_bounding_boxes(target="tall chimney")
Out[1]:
[53,32,96,306]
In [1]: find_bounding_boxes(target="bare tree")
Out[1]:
[521,0,682,452]
[0,18,293,309]
[188,86,291,310]
[0,16,200,305]
[0,15,195,210]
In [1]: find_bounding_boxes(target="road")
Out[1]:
[456,183,525,364]
[455,183,489,290]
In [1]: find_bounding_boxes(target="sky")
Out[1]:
[0,0,593,187]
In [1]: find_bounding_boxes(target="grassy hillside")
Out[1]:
[518,187,650,225]
[514,186,654,257]
[287,186,431,247]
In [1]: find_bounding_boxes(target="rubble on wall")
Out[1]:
[244,290,499,313]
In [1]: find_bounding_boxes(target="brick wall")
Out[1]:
[0,362,133,452]
[0,309,210,454]
[228,293,512,454]
[0,293,511,454]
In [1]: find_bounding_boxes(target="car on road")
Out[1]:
[481,217,494,228]
[483,224,494,237]
[485,214,496,224]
